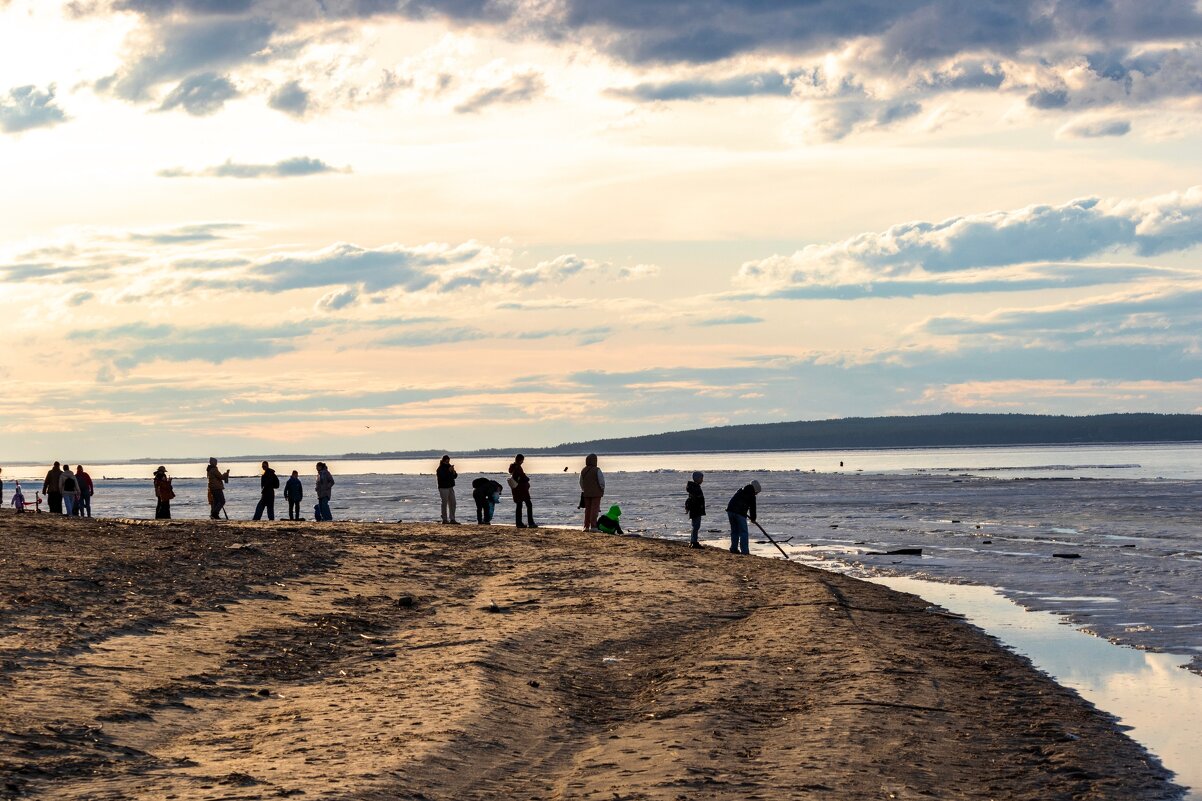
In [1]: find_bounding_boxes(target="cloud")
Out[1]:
[268,80,310,117]
[0,85,67,133]
[455,71,545,113]
[1057,116,1132,138]
[315,287,359,311]
[609,71,794,102]
[71,320,315,368]
[157,72,240,115]
[128,222,247,244]
[738,186,1202,294]
[159,156,346,179]
[694,315,764,327]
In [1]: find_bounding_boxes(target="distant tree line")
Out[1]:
[538,413,1202,455]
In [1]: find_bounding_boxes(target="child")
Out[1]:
[11,481,25,512]
[284,470,303,521]
[685,471,705,548]
[596,504,624,535]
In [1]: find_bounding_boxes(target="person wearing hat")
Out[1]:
[579,453,605,531]
[206,457,230,519]
[725,479,762,556]
[685,472,706,548]
[153,466,175,519]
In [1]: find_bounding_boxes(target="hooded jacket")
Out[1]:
[316,468,335,500]
[436,462,458,489]
[261,467,280,496]
[579,457,605,499]
[596,504,623,535]
[284,476,303,501]
[207,463,229,492]
[43,466,62,496]
[685,480,706,517]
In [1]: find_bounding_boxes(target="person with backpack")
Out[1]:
[596,504,624,536]
[75,465,94,518]
[206,457,230,519]
[61,465,79,516]
[725,480,762,556]
[253,460,280,521]
[579,453,605,531]
[436,455,459,524]
[508,454,536,528]
[43,461,63,514]
[284,470,303,520]
[314,462,335,521]
[154,466,174,519]
[685,471,705,548]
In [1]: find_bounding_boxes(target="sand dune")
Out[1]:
[0,513,1179,799]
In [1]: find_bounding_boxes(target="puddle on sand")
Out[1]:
[876,577,1201,801]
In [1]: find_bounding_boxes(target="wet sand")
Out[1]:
[0,511,1181,800]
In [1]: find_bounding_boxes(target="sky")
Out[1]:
[1,0,1201,461]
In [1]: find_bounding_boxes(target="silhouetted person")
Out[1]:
[284,470,303,520]
[472,477,502,524]
[686,472,705,548]
[43,461,63,514]
[579,453,605,531]
[154,466,174,519]
[315,462,335,521]
[75,465,93,517]
[437,455,459,524]
[508,454,536,528]
[207,457,230,519]
[726,480,761,556]
[254,460,280,521]
[61,465,79,516]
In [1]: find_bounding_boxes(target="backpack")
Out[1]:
[63,475,77,492]
[161,479,175,500]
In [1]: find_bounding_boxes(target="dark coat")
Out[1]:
[509,463,531,503]
[725,484,757,521]
[261,468,280,495]
[437,463,457,488]
[284,476,303,500]
[685,480,706,518]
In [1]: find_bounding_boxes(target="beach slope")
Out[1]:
[0,513,1179,800]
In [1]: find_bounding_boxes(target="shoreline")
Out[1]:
[0,514,1182,800]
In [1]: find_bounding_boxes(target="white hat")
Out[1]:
[750,480,762,493]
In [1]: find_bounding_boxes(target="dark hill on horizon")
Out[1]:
[533,412,1202,455]
[335,412,1202,460]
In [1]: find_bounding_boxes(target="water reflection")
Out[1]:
[875,577,1200,800]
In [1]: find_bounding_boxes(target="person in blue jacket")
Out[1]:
[725,480,761,556]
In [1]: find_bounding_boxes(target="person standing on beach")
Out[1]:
[253,460,280,521]
[579,453,605,531]
[61,466,79,516]
[75,465,94,518]
[284,470,303,520]
[685,472,706,548]
[436,455,459,524]
[0,466,4,506]
[153,466,174,519]
[314,462,334,521]
[43,461,63,514]
[508,454,536,528]
[206,457,230,519]
[11,481,25,512]
[725,480,761,556]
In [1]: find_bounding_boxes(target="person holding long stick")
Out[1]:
[725,479,761,556]
[206,457,230,520]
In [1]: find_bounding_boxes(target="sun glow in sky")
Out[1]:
[2,0,1201,461]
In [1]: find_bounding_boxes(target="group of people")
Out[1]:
[435,452,764,555]
[6,454,765,555]
[19,462,97,516]
[149,459,336,521]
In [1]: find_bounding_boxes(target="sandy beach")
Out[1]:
[0,511,1180,800]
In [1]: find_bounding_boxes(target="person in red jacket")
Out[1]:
[75,465,94,517]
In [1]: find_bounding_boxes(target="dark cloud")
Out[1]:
[128,222,247,244]
[268,79,310,116]
[1027,88,1070,109]
[73,320,313,368]
[159,156,346,178]
[0,85,68,134]
[158,72,240,115]
[609,71,794,102]
[454,71,545,113]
